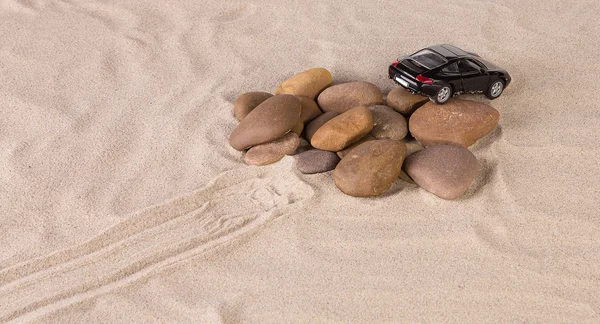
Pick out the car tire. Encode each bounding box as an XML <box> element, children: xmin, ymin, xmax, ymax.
<box><xmin>486</xmin><ymin>79</ymin><xmax>505</xmax><ymax>99</ymax></box>
<box><xmin>430</xmin><ymin>85</ymin><xmax>452</xmax><ymax>104</ymax></box>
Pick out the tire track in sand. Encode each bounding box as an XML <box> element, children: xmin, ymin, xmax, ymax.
<box><xmin>0</xmin><ymin>166</ymin><xmax>313</xmax><ymax>322</ymax></box>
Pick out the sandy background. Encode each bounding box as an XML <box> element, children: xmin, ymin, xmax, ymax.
<box><xmin>1</xmin><ymin>0</ymin><xmax>600</xmax><ymax>322</ymax></box>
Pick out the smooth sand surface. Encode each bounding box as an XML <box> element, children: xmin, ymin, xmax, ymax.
<box><xmin>1</xmin><ymin>0</ymin><xmax>599</xmax><ymax>322</ymax></box>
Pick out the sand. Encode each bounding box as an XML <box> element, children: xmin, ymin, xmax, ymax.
<box><xmin>1</xmin><ymin>0</ymin><xmax>599</xmax><ymax>322</ymax></box>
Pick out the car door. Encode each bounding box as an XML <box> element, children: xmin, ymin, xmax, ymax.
<box><xmin>435</xmin><ymin>61</ymin><xmax>463</xmax><ymax>92</ymax></box>
<box><xmin>459</xmin><ymin>59</ymin><xmax>490</xmax><ymax>92</ymax></box>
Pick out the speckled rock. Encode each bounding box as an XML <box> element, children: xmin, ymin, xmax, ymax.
<box><xmin>298</xmin><ymin>96</ymin><xmax>322</xmax><ymax>123</ymax></box>
<box><xmin>333</xmin><ymin>139</ymin><xmax>407</xmax><ymax>197</ymax></box>
<box><xmin>402</xmin><ymin>145</ymin><xmax>478</xmax><ymax>200</ymax></box>
<box><xmin>409</xmin><ymin>99</ymin><xmax>500</xmax><ymax>147</ymax></box>
<box><xmin>311</xmin><ymin>106</ymin><xmax>373</xmax><ymax>152</ymax></box>
<box><xmin>304</xmin><ymin>111</ymin><xmax>339</xmax><ymax>142</ymax></box>
<box><xmin>336</xmin><ymin>135</ymin><xmax>375</xmax><ymax>159</ymax></box>
<box><xmin>317</xmin><ymin>82</ymin><xmax>383</xmax><ymax>113</ymax></box>
<box><xmin>229</xmin><ymin>95</ymin><xmax>301</xmax><ymax>150</ymax></box>
<box><xmin>386</xmin><ymin>87</ymin><xmax>428</xmax><ymax>116</ymax></box>
<box><xmin>398</xmin><ymin>142</ymin><xmax>424</xmax><ymax>184</ymax></box>
<box><xmin>244</xmin><ymin>133</ymin><xmax>300</xmax><ymax>166</ymax></box>
<box><xmin>233</xmin><ymin>92</ymin><xmax>273</xmax><ymax>121</ymax></box>
<box><xmin>369</xmin><ymin>105</ymin><xmax>408</xmax><ymax>140</ymax></box>
<box><xmin>296</xmin><ymin>149</ymin><xmax>340</xmax><ymax>174</ymax></box>
<box><xmin>275</xmin><ymin>68</ymin><xmax>333</xmax><ymax>99</ymax></box>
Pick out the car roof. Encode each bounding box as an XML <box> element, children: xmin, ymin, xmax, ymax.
<box><xmin>427</xmin><ymin>44</ymin><xmax>471</xmax><ymax>59</ymax></box>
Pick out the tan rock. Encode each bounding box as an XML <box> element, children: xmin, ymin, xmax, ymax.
<box><xmin>233</xmin><ymin>92</ymin><xmax>273</xmax><ymax>121</ymax></box>
<box><xmin>386</xmin><ymin>87</ymin><xmax>428</xmax><ymax>116</ymax></box>
<box><xmin>402</xmin><ymin>145</ymin><xmax>478</xmax><ymax>200</ymax></box>
<box><xmin>336</xmin><ymin>135</ymin><xmax>375</xmax><ymax>159</ymax></box>
<box><xmin>333</xmin><ymin>139</ymin><xmax>407</xmax><ymax>197</ymax></box>
<box><xmin>369</xmin><ymin>105</ymin><xmax>408</xmax><ymax>140</ymax></box>
<box><xmin>244</xmin><ymin>133</ymin><xmax>300</xmax><ymax>166</ymax></box>
<box><xmin>311</xmin><ymin>106</ymin><xmax>373</xmax><ymax>152</ymax></box>
<box><xmin>229</xmin><ymin>95</ymin><xmax>301</xmax><ymax>151</ymax></box>
<box><xmin>409</xmin><ymin>99</ymin><xmax>500</xmax><ymax>147</ymax></box>
<box><xmin>275</xmin><ymin>68</ymin><xmax>332</xmax><ymax>99</ymax></box>
<box><xmin>304</xmin><ymin>111</ymin><xmax>339</xmax><ymax>142</ymax></box>
<box><xmin>317</xmin><ymin>82</ymin><xmax>383</xmax><ymax>113</ymax></box>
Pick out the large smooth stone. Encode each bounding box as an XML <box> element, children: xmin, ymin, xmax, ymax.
<box><xmin>402</xmin><ymin>145</ymin><xmax>478</xmax><ymax>200</ymax></box>
<box><xmin>298</xmin><ymin>96</ymin><xmax>322</xmax><ymax>123</ymax></box>
<box><xmin>369</xmin><ymin>105</ymin><xmax>408</xmax><ymax>140</ymax></box>
<box><xmin>304</xmin><ymin>111</ymin><xmax>339</xmax><ymax>142</ymax></box>
<box><xmin>244</xmin><ymin>133</ymin><xmax>300</xmax><ymax>166</ymax></box>
<box><xmin>233</xmin><ymin>92</ymin><xmax>273</xmax><ymax>121</ymax></box>
<box><xmin>333</xmin><ymin>139</ymin><xmax>407</xmax><ymax>197</ymax></box>
<box><xmin>317</xmin><ymin>82</ymin><xmax>383</xmax><ymax>113</ymax></box>
<box><xmin>311</xmin><ymin>106</ymin><xmax>373</xmax><ymax>152</ymax></box>
<box><xmin>409</xmin><ymin>99</ymin><xmax>500</xmax><ymax>147</ymax></box>
<box><xmin>336</xmin><ymin>135</ymin><xmax>375</xmax><ymax>159</ymax></box>
<box><xmin>386</xmin><ymin>87</ymin><xmax>428</xmax><ymax>116</ymax></box>
<box><xmin>296</xmin><ymin>149</ymin><xmax>340</xmax><ymax>174</ymax></box>
<box><xmin>275</xmin><ymin>68</ymin><xmax>332</xmax><ymax>99</ymax></box>
<box><xmin>229</xmin><ymin>95</ymin><xmax>301</xmax><ymax>150</ymax></box>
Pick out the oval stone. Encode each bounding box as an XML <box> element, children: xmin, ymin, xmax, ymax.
<box><xmin>409</xmin><ymin>99</ymin><xmax>500</xmax><ymax>147</ymax></box>
<box><xmin>402</xmin><ymin>145</ymin><xmax>478</xmax><ymax>200</ymax></box>
<box><xmin>275</xmin><ymin>68</ymin><xmax>333</xmax><ymax>99</ymax></box>
<box><xmin>244</xmin><ymin>133</ymin><xmax>300</xmax><ymax>166</ymax></box>
<box><xmin>317</xmin><ymin>82</ymin><xmax>383</xmax><ymax>113</ymax></box>
<box><xmin>311</xmin><ymin>106</ymin><xmax>373</xmax><ymax>152</ymax></box>
<box><xmin>333</xmin><ymin>139</ymin><xmax>407</xmax><ymax>197</ymax></box>
<box><xmin>298</xmin><ymin>96</ymin><xmax>322</xmax><ymax>123</ymax></box>
<box><xmin>386</xmin><ymin>87</ymin><xmax>428</xmax><ymax>116</ymax></box>
<box><xmin>233</xmin><ymin>92</ymin><xmax>273</xmax><ymax>121</ymax></box>
<box><xmin>369</xmin><ymin>105</ymin><xmax>408</xmax><ymax>140</ymax></box>
<box><xmin>336</xmin><ymin>135</ymin><xmax>375</xmax><ymax>159</ymax></box>
<box><xmin>304</xmin><ymin>111</ymin><xmax>339</xmax><ymax>142</ymax></box>
<box><xmin>296</xmin><ymin>149</ymin><xmax>340</xmax><ymax>174</ymax></box>
<box><xmin>229</xmin><ymin>95</ymin><xmax>301</xmax><ymax>151</ymax></box>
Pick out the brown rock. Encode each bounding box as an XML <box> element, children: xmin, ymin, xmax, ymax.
<box><xmin>369</xmin><ymin>105</ymin><xmax>408</xmax><ymax>140</ymax></box>
<box><xmin>296</xmin><ymin>149</ymin><xmax>340</xmax><ymax>174</ymax></box>
<box><xmin>398</xmin><ymin>142</ymin><xmax>424</xmax><ymax>184</ymax></box>
<box><xmin>409</xmin><ymin>99</ymin><xmax>500</xmax><ymax>147</ymax></box>
<box><xmin>298</xmin><ymin>96</ymin><xmax>322</xmax><ymax>123</ymax></box>
<box><xmin>233</xmin><ymin>92</ymin><xmax>273</xmax><ymax>121</ymax></box>
<box><xmin>275</xmin><ymin>68</ymin><xmax>332</xmax><ymax>99</ymax></box>
<box><xmin>402</xmin><ymin>145</ymin><xmax>478</xmax><ymax>200</ymax></box>
<box><xmin>304</xmin><ymin>111</ymin><xmax>339</xmax><ymax>142</ymax></box>
<box><xmin>333</xmin><ymin>139</ymin><xmax>407</xmax><ymax>197</ymax></box>
<box><xmin>317</xmin><ymin>82</ymin><xmax>383</xmax><ymax>113</ymax></box>
<box><xmin>311</xmin><ymin>106</ymin><xmax>373</xmax><ymax>152</ymax></box>
<box><xmin>386</xmin><ymin>87</ymin><xmax>428</xmax><ymax>116</ymax></box>
<box><xmin>291</xmin><ymin>120</ymin><xmax>304</xmax><ymax>136</ymax></box>
<box><xmin>229</xmin><ymin>95</ymin><xmax>301</xmax><ymax>150</ymax></box>
<box><xmin>244</xmin><ymin>133</ymin><xmax>300</xmax><ymax>166</ymax></box>
<box><xmin>336</xmin><ymin>135</ymin><xmax>375</xmax><ymax>159</ymax></box>
<box><xmin>289</xmin><ymin>138</ymin><xmax>312</xmax><ymax>155</ymax></box>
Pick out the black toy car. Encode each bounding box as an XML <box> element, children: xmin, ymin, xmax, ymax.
<box><xmin>389</xmin><ymin>44</ymin><xmax>511</xmax><ymax>104</ymax></box>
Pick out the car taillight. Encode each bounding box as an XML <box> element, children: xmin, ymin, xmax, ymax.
<box><xmin>391</xmin><ymin>60</ymin><xmax>398</xmax><ymax>67</ymax></box>
<box><xmin>416</xmin><ymin>75</ymin><xmax>433</xmax><ymax>85</ymax></box>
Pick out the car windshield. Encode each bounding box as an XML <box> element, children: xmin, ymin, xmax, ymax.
<box><xmin>409</xmin><ymin>49</ymin><xmax>448</xmax><ymax>69</ymax></box>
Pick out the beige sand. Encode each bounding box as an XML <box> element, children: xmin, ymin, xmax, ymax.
<box><xmin>1</xmin><ymin>0</ymin><xmax>599</xmax><ymax>322</ymax></box>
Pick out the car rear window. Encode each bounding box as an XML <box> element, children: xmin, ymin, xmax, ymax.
<box><xmin>409</xmin><ymin>49</ymin><xmax>448</xmax><ymax>69</ymax></box>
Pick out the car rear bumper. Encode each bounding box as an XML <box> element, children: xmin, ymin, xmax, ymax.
<box><xmin>389</xmin><ymin>66</ymin><xmax>439</xmax><ymax>97</ymax></box>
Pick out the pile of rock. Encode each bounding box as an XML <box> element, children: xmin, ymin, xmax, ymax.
<box><xmin>228</xmin><ymin>68</ymin><xmax>500</xmax><ymax>200</ymax></box>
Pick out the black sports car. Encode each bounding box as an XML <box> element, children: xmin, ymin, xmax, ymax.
<box><xmin>389</xmin><ymin>44</ymin><xmax>511</xmax><ymax>104</ymax></box>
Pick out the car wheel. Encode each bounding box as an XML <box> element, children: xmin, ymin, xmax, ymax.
<box><xmin>430</xmin><ymin>85</ymin><xmax>452</xmax><ymax>104</ymax></box>
<box><xmin>486</xmin><ymin>79</ymin><xmax>505</xmax><ymax>99</ymax></box>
